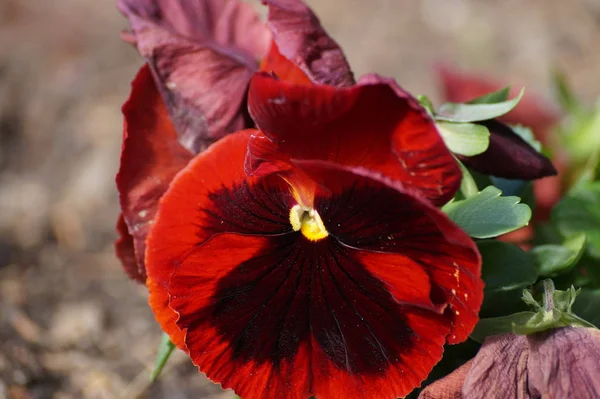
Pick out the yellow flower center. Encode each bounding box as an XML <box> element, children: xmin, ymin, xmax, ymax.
<box><xmin>289</xmin><ymin>205</ymin><xmax>329</xmax><ymax>241</ymax></box>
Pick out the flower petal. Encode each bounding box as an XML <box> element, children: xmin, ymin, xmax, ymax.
<box><xmin>527</xmin><ymin>327</ymin><xmax>600</xmax><ymax>398</ymax></box>
<box><xmin>115</xmin><ymin>213</ymin><xmax>144</xmax><ymax>283</ymax></box>
<box><xmin>146</xmin><ymin>135</ymin><xmax>481</xmax><ymax>398</ymax></box>
<box><xmin>419</xmin><ymin>360</ymin><xmax>473</xmax><ymax>399</ymax></box>
<box><xmin>462</xmin><ymin>333</ymin><xmax>530</xmax><ymax>398</ymax></box>
<box><xmin>436</xmin><ymin>64</ymin><xmax>560</xmax><ymax>142</ymax></box>
<box><xmin>115</xmin><ymin>65</ymin><xmax>192</xmax><ymax>283</ymax></box>
<box><xmin>460</xmin><ymin>120</ymin><xmax>557</xmax><ymax>180</ymax></box>
<box><xmin>260</xmin><ymin>41</ymin><xmax>312</xmax><ymax>85</ymax></box>
<box><xmin>301</xmin><ymin>162</ymin><xmax>483</xmax><ymax>344</ymax></box>
<box><xmin>248</xmin><ymin>73</ymin><xmax>461</xmax><ymax>205</ymax></box>
<box><xmin>263</xmin><ymin>0</ymin><xmax>354</xmax><ymax>87</ymax></box>
<box><xmin>118</xmin><ymin>0</ymin><xmax>270</xmax><ymax>153</ymax></box>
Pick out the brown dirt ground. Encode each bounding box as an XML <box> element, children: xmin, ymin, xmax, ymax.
<box><xmin>0</xmin><ymin>0</ymin><xmax>598</xmax><ymax>398</ymax></box>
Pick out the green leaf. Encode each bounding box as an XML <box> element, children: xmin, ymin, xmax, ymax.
<box><xmin>417</xmin><ymin>94</ymin><xmax>435</xmax><ymax>117</ymax></box>
<box><xmin>553</xmin><ymin>70</ymin><xmax>581</xmax><ymax>114</ymax></box>
<box><xmin>552</xmin><ymin>182</ymin><xmax>600</xmax><ymax>259</ymax></box>
<box><xmin>470</xmin><ymin>311</ymin><xmax>535</xmax><ymax>343</ymax></box>
<box><xmin>473</xmin><ymin>282</ymin><xmax>596</xmax><ymax>341</ymax></box>
<box><xmin>478</xmin><ymin>241</ymin><xmax>538</xmax><ymax>316</ymax></box>
<box><xmin>436</xmin><ymin>88</ymin><xmax>525</xmax><ymax>123</ymax></box>
<box><xmin>571</xmin><ymin>289</ymin><xmax>600</xmax><ymax>327</ymax></box>
<box><xmin>468</xmin><ymin>86</ymin><xmax>510</xmax><ymax>104</ymax></box>
<box><xmin>458</xmin><ymin>160</ymin><xmax>479</xmax><ymax>199</ymax></box>
<box><xmin>436</xmin><ymin>122</ymin><xmax>490</xmax><ymax>156</ymax></box>
<box><xmin>442</xmin><ymin>186</ymin><xmax>532</xmax><ymax>238</ymax></box>
<box><xmin>150</xmin><ymin>333</ymin><xmax>176</xmax><ymax>382</ymax></box>
<box><xmin>530</xmin><ymin>233</ymin><xmax>587</xmax><ymax>277</ymax></box>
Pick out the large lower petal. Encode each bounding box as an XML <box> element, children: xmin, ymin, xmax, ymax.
<box><xmin>248</xmin><ymin>73</ymin><xmax>461</xmax><ymax>206</ymax></box>
<box><xmin>115</xmin><ymin>65</ymin><xmax>192</xmax><ymax>283</ymax></box>
<box><xmin>262</xmin><ymin>0</ymin><xmax>354</xmax><ymax>87</ymax></box>
<box><xmin>146</xmin><ymin>137</ymin><xmax>481</xmax><ymax>398</ymax></box>
<box><xmin>118</xmin><ymin>0</ymin><xmax>270</xmax><ymax>153</ymax></box>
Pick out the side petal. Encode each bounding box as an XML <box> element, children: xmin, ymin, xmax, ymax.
<box><xmin>527</xmin><ymin>327</ymin><xmax>600</xmax><ymax>398</ymax></box>
<box><xmin>118</xmin><ymin>0</ymin><xmax>269</xmax><ymax>153</ymax></box>
<box><xmin>248</xmin><ymin>73</ymin><xmax>461</xmax><ymax>205</ymax></box>
<box><xmin>145</xmin><ymin>129</ymin><xmax>288</xmax><ymax>351</ymax></box>
<box><xmin>263</xmin><ymin>0</ymin><xmax>354</xmax><ymax>87</ymax></box>
<box><xmin>116</xmin><ymin>65</ymin><xmax>192</xmax><ymax>282</ymax></box>
<box><xmin>115</xmin><ymin>213</ymin><xmax>145</xmax><ymax>283</ymax></box>
<box><xmin>460</xmin><ymin>120</ymin><xmax>557</xmax><ymax>180</ymax></box>
<box><xmin>462</xmin><ymin>333</ymin><xmax>530</xmax><ymax>398</ymax></box>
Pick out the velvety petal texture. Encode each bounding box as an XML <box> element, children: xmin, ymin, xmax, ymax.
<box><xmin>263</xmin><ymin>0</ymin><xmax>354</xmax><ymax>87</ymax></box>
<box><xmin>118</xmin><ymin>0</ymin><xmax>271</xmax><ymax>152</ymax></box>
<box><xmin>460</xmin><ymin>120</ymin><xmax>557</xmax><ymax>180</ymax></box>
<box><xmin>247</xmin><ymin>73</ymin><xmax>461</xmax><ymax>206</ymax></box>
<box><xmin>145</xmin><ymin>130</ymin><xmax>482</xmax><ymax>399</ymax></box>
<box><xmin>115</xmin><ymin>65</ymin><xmax>192</xmax><ymax>283</ymax></box>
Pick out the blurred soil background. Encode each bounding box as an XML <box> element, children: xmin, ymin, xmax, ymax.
<box><xmin>0</xmin><ymin>0</ymin><xmax>599</xmax><ymax>398</ymax></box>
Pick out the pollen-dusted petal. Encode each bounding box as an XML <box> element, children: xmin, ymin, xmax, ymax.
<box><xmin>115</xmin><ymin>65</ymin><xmax>192</xmax><ymax>284</ymax></box>
<box><xmin>248</xmin><ymin>73</ymin><xmax>461</xmax><ymax>206</ymax></box>
<box><xmin>263</xmin><ymin>0</ymin><xmax>354</xmax><ymax>87</ymax></box>
<box><xmin>147</xmin><ymin>139</ymin><xmax>481</xmax><ymax>398</ymax></box>
<box><xmin>117</xmin><ymin>0</ymin><xmax>270</xmax><ymax>153</ymax></box>
<box><xmin>460</xmin><ymin>120</ymin><xmax>557</xmax><ymax>180</ymax></box>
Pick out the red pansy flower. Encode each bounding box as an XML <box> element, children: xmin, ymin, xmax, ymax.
<box><xmin>143</xmin><ymin>72</ymin><xmax>483</xmax><ymax>398</ymax></box>
<box><xmin>115</xmin><ymin>0</ymin><xmax>354</xmax><ymax>285</ymax></box>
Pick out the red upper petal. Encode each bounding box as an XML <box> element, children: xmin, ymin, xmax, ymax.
<box><xmin>262</xmin><ymin>0</ymin><xmax>354</xmax><ymax>87</ymax></box>
<box><xmin>248</xmin><ymin>73</ymin><xmax>461</xmax><ymax>205</ymax></box>
<box><xmin>146</xmin><ymin>131</ymin><xmax>482</xmax><ymax>398</ymax></box>
<box><xmin>118</xmin><ymin>0</ymin><xmax>270</xmax><ymax>153</ymax></box>
<box><xmin>436</xmin><ymin>64</ymin><xmax>560</xmax><ymax>142</ymax></box>
<box><xmin>115</xmin><ymin>65</ymin><xmax>192</xmax><ymax>284</ymax></box>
